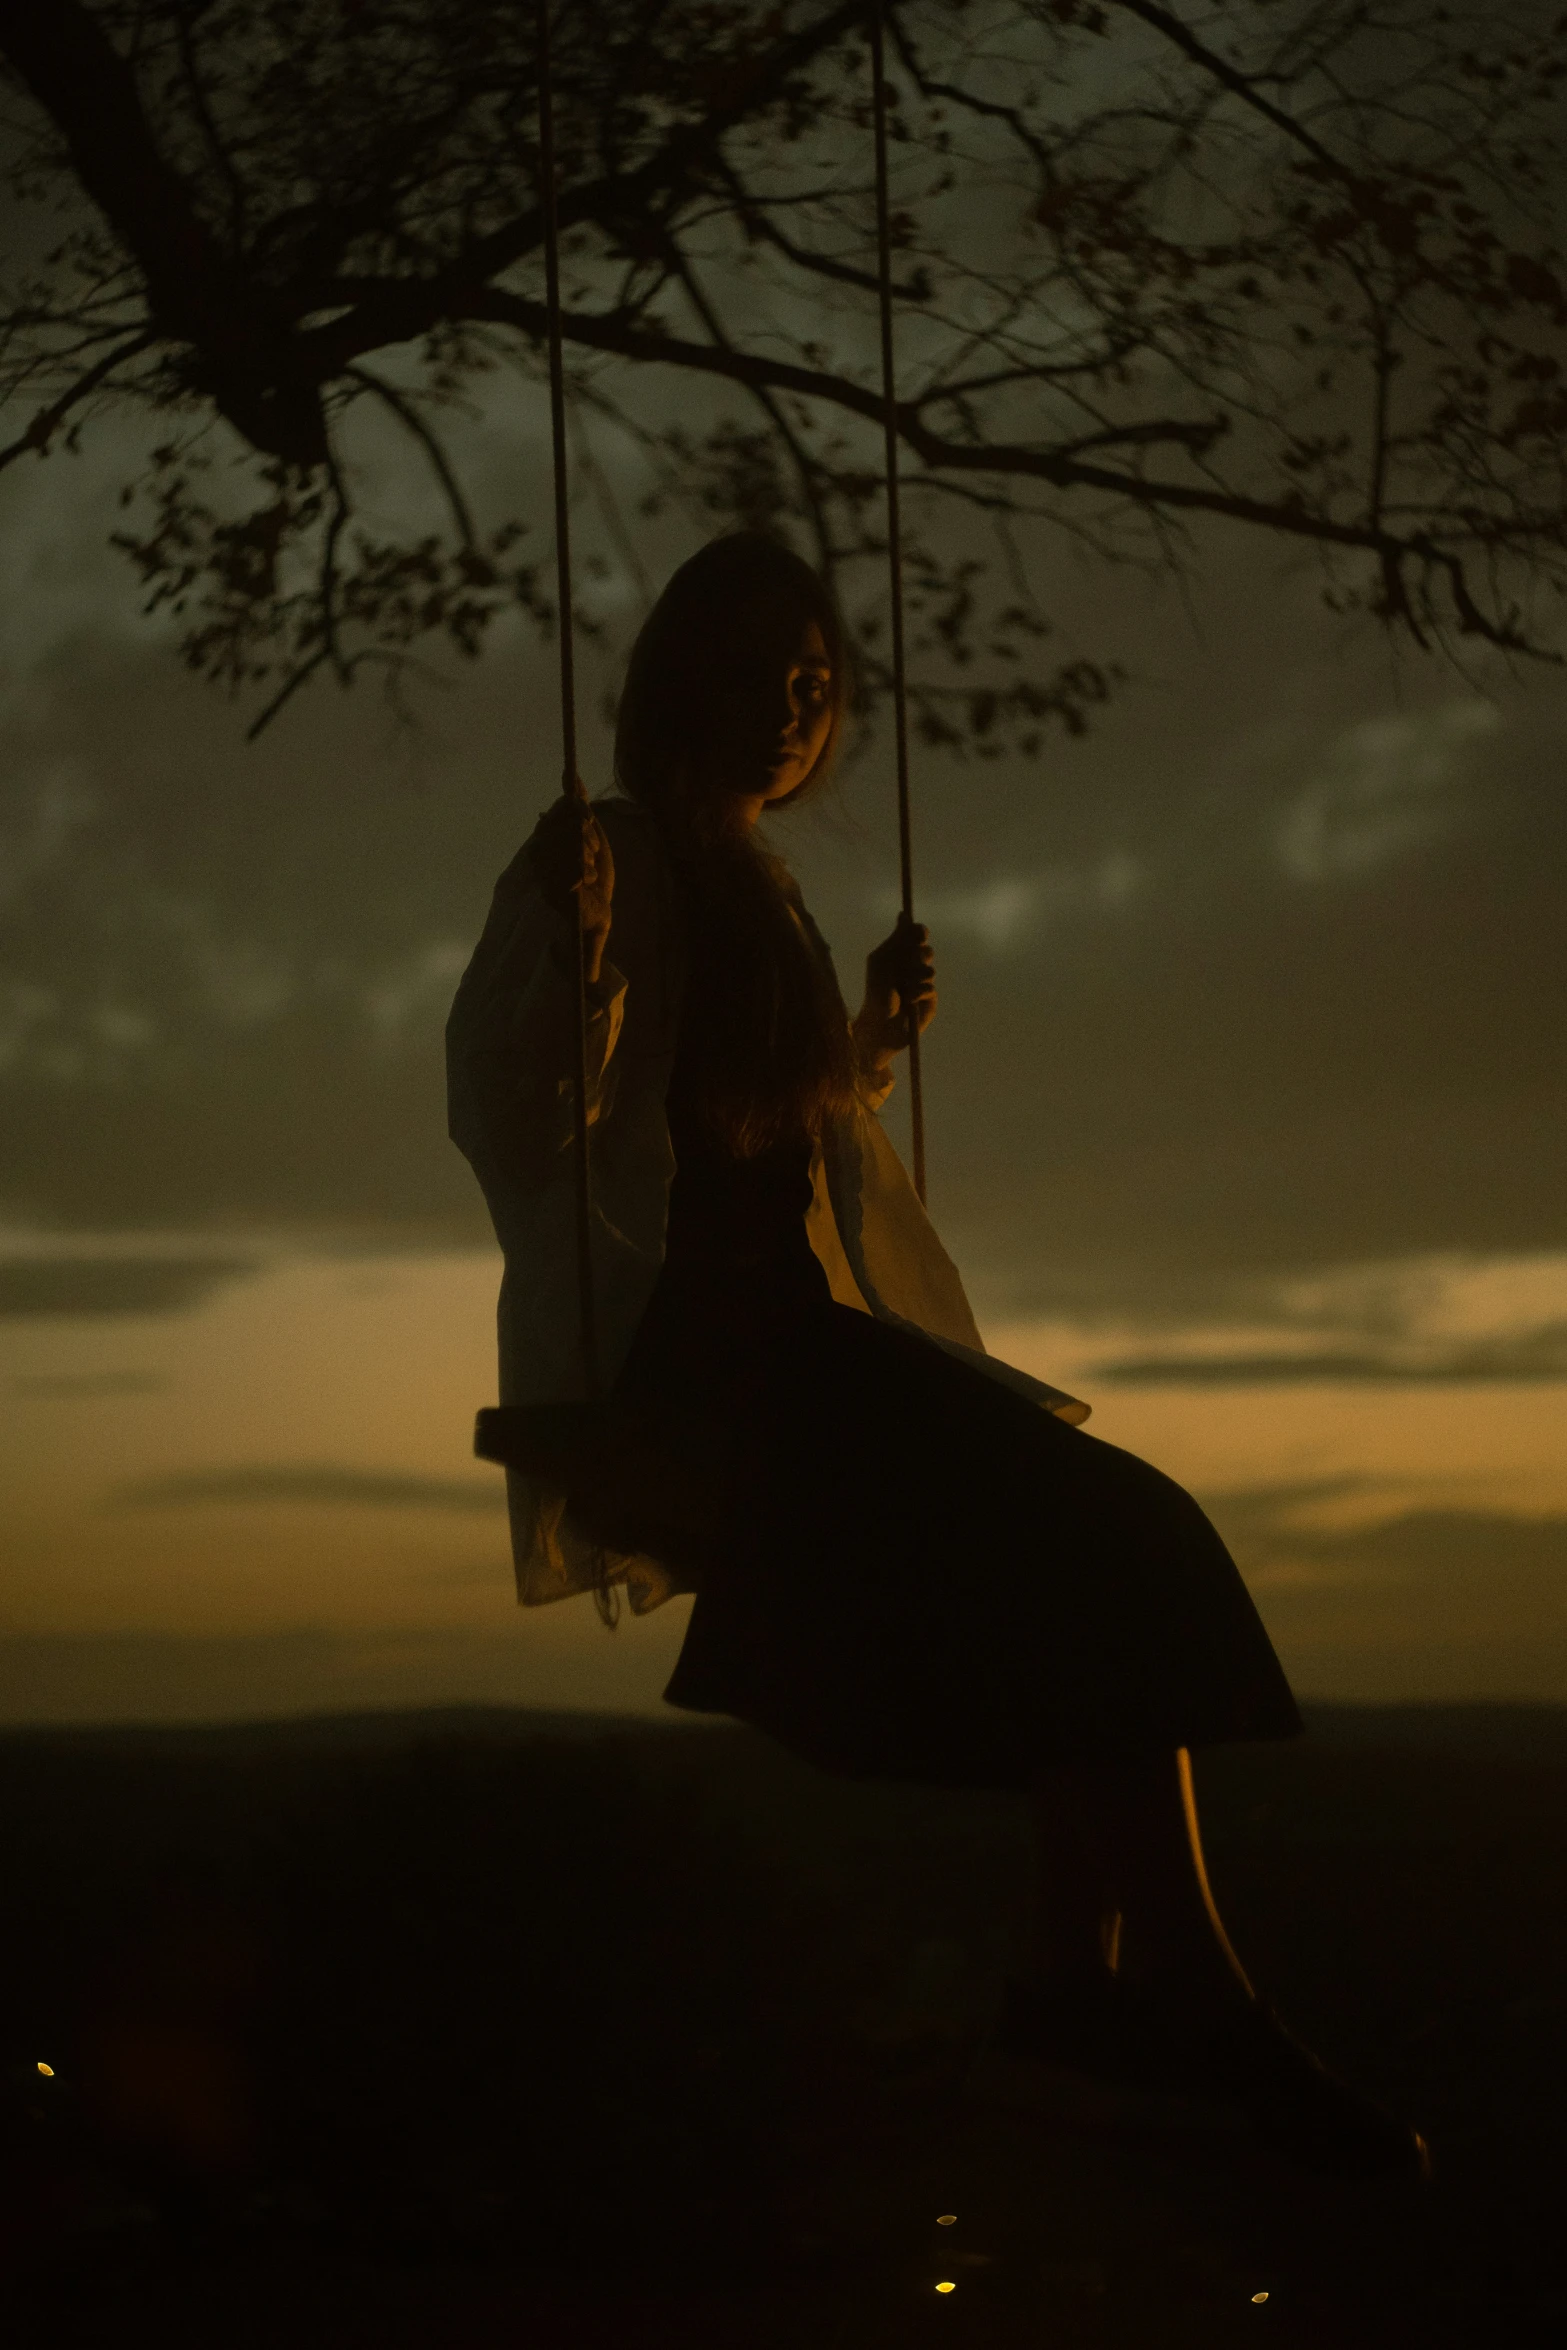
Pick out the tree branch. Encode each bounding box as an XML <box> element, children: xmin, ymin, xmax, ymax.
<box><xmin>2</xmin><ymin>0</ymin><xmax>1560</xmax><ymax>730</ymax></box>
<box><xmin>711</xmin><ymin>156</ymin><xmax>928</xmax><ymax>304</ymax></box>
<box><xmin>1103</xmin><ymin>0</ymin><xmax>1348</xmax><ymax>179</ymax></box>
<box><xmin>298</xmin><ymin>0</ymin><xmax>873</xmax><ymax>371</ymax></box>
<box><xmin>0</xmin><ymin>0</ymin><xmax>328</xmax><ymax>463</ymax></box>
<box><xmin>466</xmin><ymin>283</ymin><xmax>1556</xmax><ymax>653</ymax></box>
<box><xmin>0</xmin><ymin>330</ymin><xmax>156</xmax><ymax>472</ymax></box>
<box><xmin>342</xmin><ymin>365</ymin><xmax>478</xmax><ymax>546</ymax></box>
<box><xmin>663</xmin><ymin>244</ymin><xmax>837</xmax><ymax>572</ymax></box>
<box><xmin>463</xmin><ymin>288</ymin><xmax>1513</xmax><ymax>574</ymax></box>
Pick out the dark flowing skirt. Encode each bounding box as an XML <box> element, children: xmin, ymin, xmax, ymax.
<box><xmin>611</xmin><ymin>1289</ymin><xmax>1304</xmax><ymax>1791</ymax></box>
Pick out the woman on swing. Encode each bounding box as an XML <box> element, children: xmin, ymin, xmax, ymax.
<box><xmin>446</xmin><ymin>529</ymin><xmax>1427</xmax><ymax>2183</ymax></box>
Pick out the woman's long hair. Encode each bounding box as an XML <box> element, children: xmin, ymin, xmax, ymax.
<box><xmin>614</xmin><ymin>534</ymin><xmax>860</xmax><ymax>1155</ymax></box>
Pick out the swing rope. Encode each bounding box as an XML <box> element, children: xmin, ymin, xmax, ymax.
<box><xmin>479</xmin><ymin>2</ymin><xmax>930</xmax><ymax>1624</ymax></box>
<box><xmin>536</xmin><ymin>0</ymin><xmax>600</xmax><ymax>1406</ymax></box>
<box><xmin>517</xmin><ymin>2</ymin><xmax>921</xmax><ymax>1434</ymax></box>
<box><xmin>869</xmin><ymin>0</ymin><xmax>926</xmax><ymax>1206</ymax></box>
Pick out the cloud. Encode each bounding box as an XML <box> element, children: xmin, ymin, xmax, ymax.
<box><xmin>0</xmin><ymin>632</ymin><xmax>509</xmax><ymax>1236</ymax></box>
<box><xmin>1093</xmin><ymin>1326</ymin><xmax>1567</xmax><ymax>1385</ymax></box>
<box><xmin>1280</xmin><ymin>1506</ymin><xmax>1567</xmax><ymax>1583</ymax></box>
<box><xmin>1201</xmin><ymin>1478</ymin><xmax>1567</xmax><ymax>1615</ymax></box>
<box><xmin>1199</xmin><ymin>1493</ymin><xmax>1567</xmax><ymax>1697</ymax></box>
<box><xmin>1195</xmin><ymin>1474</ymin><xmax>1371</xmax><ymax>1525</ymax></box>
<box><xmin>875</xmin><ymin>851</ymin><xmax>1143</xmax><ymax>952</ymax></box>
<box><xmin>11</xmin><ymin>1369</ymin><xmax>168</xmax><ymax>1397</ymax></box>
<box><xmin>1062</xmin><ymin>1262</ymin><xmax>1567</xmax><ymax>1384</ymax></box>
<box><xmin>1274</xmin><ymin>699</ymin><xmax>1501</xmax><ymax>883</ymax></box>
<box><xmin>0</xmin><ymin>1256</ymin><xmax>259</xmax><ymax>1318</ymax></box>
<box><xmin>0</xmin><ymin>755</ymin><xmax>98</xmax><ymax>910</ymax></box>
<box><xmin>4</xmin><ymin>532</ymin><xmax>1567</xmax><ymax>1299</ymax></box>
<box><xmin>1239</xmin><ymin>1506</ymin><xmax>1567</xmax><ymax>1654</ymax></box>
<box><xmin>361</xmin><ymin>939</ymin><xmax>473</xmax><ymax>1048</ymax></box>
<box><xmin>109</xmin><ymin>1463</ymin><xmax>507</xmax><ymax>1512</ymax></box>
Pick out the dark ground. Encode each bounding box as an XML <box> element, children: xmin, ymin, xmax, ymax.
<box><xmin>2</xmin><ymin>1702</ymin><xmax>1564</xmax><ymax>2348</ymax></box>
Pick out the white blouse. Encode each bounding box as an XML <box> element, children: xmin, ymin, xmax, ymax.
<box><xmin>446</xmin><ymin>794</ymin><xmax>1088</xmax><ymax>1615</ymax></box>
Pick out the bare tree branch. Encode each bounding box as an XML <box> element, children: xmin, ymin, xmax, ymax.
<box><xmin>342</xmin><ymin>364</ymin><xmax>479</xmax><ymax>548</ymax></box>
<box><xmin>1</xmin><ymin>0</ymin><xmax>1561</xmax><ymax>739</ymax></box>
<box><xmin>0</xmin><ymin>329</ymin><xmax>155</xmax><ymax>470</ymax></box>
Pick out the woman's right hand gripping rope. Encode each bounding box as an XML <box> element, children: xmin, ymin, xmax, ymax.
<box><xmin>529</xmin><ymin>798</ymin><xmax>615</xmax><ymax>983</ymax></box>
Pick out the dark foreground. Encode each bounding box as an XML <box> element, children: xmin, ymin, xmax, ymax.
<box><xmin>3</xmin><ymin>1703</ymin><xmax>1565</xmax><ymax>2349</ymax></box>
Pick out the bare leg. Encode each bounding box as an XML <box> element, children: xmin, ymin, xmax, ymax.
<box><xmin>1016</xmin><ymin>1749</ymin><xmax>1430</xmax><ymax>2180</ymax></box>
<box><xmin>1025</xmin><ymin>1770</ymin><xmax>1120</xmax><ymax>1986</ymax></box>
<box><xmin>1029</xmin><ymin>1748</ymin><xmax>1252</xmax><ymax>2014</ymax></box>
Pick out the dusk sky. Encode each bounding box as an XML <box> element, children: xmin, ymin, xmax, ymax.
<box><xmin>4</xmin><ymin>363</ymin><xmax>1566</xmax><ymax>1725</ymax></box>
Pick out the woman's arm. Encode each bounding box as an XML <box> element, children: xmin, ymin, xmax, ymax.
<box><xmin>528</xmin><ymin>798</ymin><xmax>615</xmax><ymax>983</ymax></box>
<box><xmin>446</xmin><ymin>804</ymin><xmax>629</xmax><ymax>1192</ymax></box>
<box><xmin>854</xmin><ymin>913</ymin><xmax>937</xmax><ymax>1080</ymax></box>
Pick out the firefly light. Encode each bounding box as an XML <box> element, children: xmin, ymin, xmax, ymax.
<box><xmin>1252</xmin><ymin>2290</ymin><xmax>1270</xmax><ymax>2304</ymax></box>
<box><xmin>935</xmin><ymin>2281</ymin><xmax>956</xmax><ymax>2294</ymax></box>
<box><xmin>35</xmin><ymin>2062</ymin><xmax>54</xmax><ymax>2078</ymax></box>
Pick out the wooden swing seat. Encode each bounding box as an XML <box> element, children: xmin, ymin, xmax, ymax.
<box><xmin>474</xmin><ymin>1399</ymin><xmax>729</xmax><ymax>1551</ymax></box>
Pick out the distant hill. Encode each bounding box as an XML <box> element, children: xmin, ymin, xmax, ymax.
<box><xmin>3</xmin><ymin>1696</ymin><xmax>1567</xmax><ymax>1764</ymax></box>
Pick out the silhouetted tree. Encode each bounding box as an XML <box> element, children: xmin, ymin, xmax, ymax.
<box><xmin>1</xmin><ymin>0</ymin><xmax>1562</xmax><ymax>742</ymax></box>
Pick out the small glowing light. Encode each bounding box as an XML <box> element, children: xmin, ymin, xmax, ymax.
<box><xmin>935</xmin><ymin>2281</ymin><xmax>956</xmax><ymax>2294</ymax></box>
<box><xmin>35</xmin><ymin>2063</ymin><xmax>54</xmax><ymax>2078</ymax></box>
<box><xmin>1252</xmin><ymin>2291</ymin><xmax>1270</xmax><ymax>2304</ymax></box>
<box><xmin>936</xmin><ymin>2214</ymin><xmax>957</xmax><ymax>2226</ymax></box>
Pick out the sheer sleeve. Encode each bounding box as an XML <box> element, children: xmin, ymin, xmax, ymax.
<box><xmin>780</xmin><ymin>883</ymin><xmax>898</xmax><ymax>1115</ymax></box>
<box><xmin>446</xmin><ymin>839</ymin><xmax>629</xmax><ymax>1197</ymax></box>
<box><xmin>852</xmin><ymin>1035</ymin><xmax>897</xmax><ymax>1115</ymax></box>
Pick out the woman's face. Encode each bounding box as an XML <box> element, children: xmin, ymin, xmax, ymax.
<box><xmin>713</xmin><ymin>619</ymin><xmax>835</xmax><ymax>826</ymax></box>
